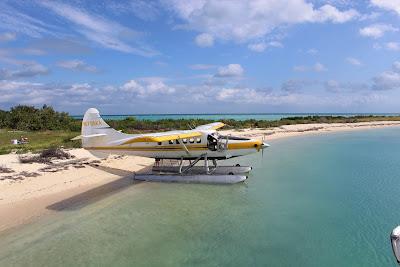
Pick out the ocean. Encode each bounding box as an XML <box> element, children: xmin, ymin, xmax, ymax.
<box><xmin>71</xmin><ymin>113</ymin><xmax>400</xmax><ymax>121</ymax></box>
<box><xmin>1</xmin><ymin>127</ymin><xmax>400</xmax><ymax>266</ymax></box>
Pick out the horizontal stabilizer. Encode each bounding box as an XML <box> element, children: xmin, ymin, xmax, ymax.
<box><xmin>71</xmin><ymin>133</ymin><xmax>107</xmax><ymax>141</ymax></box>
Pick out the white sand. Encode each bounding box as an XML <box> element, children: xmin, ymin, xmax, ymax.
<box><xmin>0</xmin><ymin>149</ymin><xmax>153</xmax><ymax>232</ymax></box>
<box><xmin>1</xmin><ymin>120</ymin><xmax>400</xmax><ymax>232</ymax></box>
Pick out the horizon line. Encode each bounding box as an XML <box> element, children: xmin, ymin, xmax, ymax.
<box><xmin>70</xmin><ymin>112</ymin><xmax>400</xmax><ymax>117</ymax></box>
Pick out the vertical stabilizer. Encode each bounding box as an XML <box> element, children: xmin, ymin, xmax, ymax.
<box><xmin>81</xmin><ymin>108</ymin><xmax>127</xmax><ymax>148</ymax></box>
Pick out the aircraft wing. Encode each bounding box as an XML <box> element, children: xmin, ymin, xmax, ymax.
<box><xmin>120</xmin><ymin>130</ymin><xmax>202</xmax><ymax>145</ymax></box>
<box><xmin>194</xmin><ymin>122</ymin><xmax>225</xmax><ymax>131</ymax></box>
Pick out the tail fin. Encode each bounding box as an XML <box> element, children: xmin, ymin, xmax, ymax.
<box><xmin>81</xmin><ymin>108</ymin><xmax>127</xmax><ymax>148</ymax></box>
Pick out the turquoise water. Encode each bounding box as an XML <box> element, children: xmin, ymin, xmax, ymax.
<box><xmin>71</xmin><ymin>113</ymin><xmax>400</xmax><ymax>121</ymax></box>
<box><xmin>1</xmin><ymin>127</ymin><xmax>400</xmax><ymax>266</ymax></box>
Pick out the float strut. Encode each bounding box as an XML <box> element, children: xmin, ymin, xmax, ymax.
<box><xmin>178</xmin><ymin>157</ymin><xmax>184</xmax><ymax>174</ymax></box>
<box><xmin>205</xmin><ymin>155</ymin><xmax>209</xmax><ymax>173</ymax></box>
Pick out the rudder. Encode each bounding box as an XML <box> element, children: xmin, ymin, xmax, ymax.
<box><xmin>81</xmin><ymin>108</ymin><xmax>127</xmax><ymax>148</ymax></box>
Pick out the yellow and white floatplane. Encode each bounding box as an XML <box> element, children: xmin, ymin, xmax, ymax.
<box><xmin>73</xmin><ymin>108</ymin><xmax>269</xmax><ymax>184</ymax></box>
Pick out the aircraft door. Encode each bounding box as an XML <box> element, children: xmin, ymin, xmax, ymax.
<box><xmin>207</xmin><ymin>135</ymin><xmax>218</xmax><ymax>151</ymax></box>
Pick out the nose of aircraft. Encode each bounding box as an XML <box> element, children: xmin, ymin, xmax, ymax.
<box><xmin>261</xmin><ymin>142</ymin><xmax>270</xmax><ymax>149</ymax></box>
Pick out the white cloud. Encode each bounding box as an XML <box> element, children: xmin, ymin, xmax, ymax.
<box><xmin>325</xmin><ymin>79</ymin><xmax>341</xmax><ymax>92</ymax></box>
<box><xmin>121</xmin><ymin>80</ymin><xmax>141</xmax><ymax>92</ymax></box>
<box><xmin>57</xmin><ymin>60</ymin><xmax>98</xmax><ymax>73</ymax></box>
<box><xmin>0</xmin><ymin>73</ymin><xmax>396</xmax><ymax>112</ymax></box>
<box><xmin>69</xmin><ymin>83</ymin><xmax>92</xmax><ymax>95</ymax></box>
<box><xmin>293</xmin><ymin>62</ymin><xmax>327</xmax><ymax>72</ymax></box>
<box><xmin>312</xmin><ymin>4</ymin><xmax>359</xmax><ymax>23</ymax></box>
<box><xmin>0</xmin><ymin>2</ymin><xmax>56</xmax><ymax>38</ymax></box>
<box><xmin>215</xmin><ymin>64</ymin><xmax>244</xmax><ymax>77</ymax></box>
<box><xmin>269</xmin><ymin>41</ymin><xmax>283</xmax><ymax>47</ymax></box>
<box><xmin>373</xmin><ymin>61</ymin><xmax>400</xmax><ymax>90</ymax></box>
<box><xmin>248</xmin><ymin>41</ymin><xmax>282</xmax><ymax>52</ymax></box>
<box><xmin>314</xmin><ymin>62</ymin><xmax>327</xmax><ymax>72</ymax></box>
<box><xmin>189</xmin><ymin>64</ymin><xmax>217</xmax><ymax>70</ymax></box>
<box><xmin>371</xmin><ymin>0</ymin><xmax>400</xmax><ymax>16</ymax></box>
<box><xmin>359</xmin><ymin>11</ymin><xmax>381</xmax><ymax>21</ymax></box>
<box><xmin>164</xmin><ymin>0</ymin><xmax>358</xmax><ymax>44</ymax></box>
<box><xmin>121</xmin><ymin>79</ymin><xmax>175</xmax><ymax>97</ymax></box>
<box><xmin>0</xmin><ymin>80</ymin><xmax>52</xmax><ymax>105</ymax></box>
<box><xmin>359</xmin><ymin>23</ymin><xmax>398</xmax><ymax>38</ymax></box>
<box><xmin>108</xmin><ymin>0</ymin><xmax>160</xmax><ymax>21</ymax></box>
<box><xmin>307</xmin><ymin>48</ymin><xmax>318</xmax><ymax>55</ymax></box>
<box><xmin>38</xmin><ymin>1</ymin><xmax>158</xmax><ymax>56</ymax></box>
<box><xmin>324</xmin><ymin>79</ymin><xmax>369</xmax><ymax>93</ymax></box>
<box><xmin>0</xmin><ymin>62</ymin><xmax>49</xmax><ymax>79</ymax></box>
<box><xmin>195</xmin><ymin>33</ymin><xmax>214</xmax><ymax>47</ymax></box>
<box><xmin>346</xmin><ymin>57</ymin><xmax>362</xmax><ymax>66</ymax></box>
<box><xmin>0</xmin><ymin>80</ymin><xmax>42</xmax><ymax>91</ymax></box>
<box><xmin>385</xmin><ymin>42</ymin><xmax>400</xmax><ymax>51</ymax></box>
<box><xmin>293</xmin><ymin>65</ymin><xmax>308</xmax><ymax>72</ymax></box>
<box><xmin>216</xmin><ymin>88</ymin><xmax>281</xmax><ymax>104</ymax></box>
<box><xmin>281</xmin><ymin>80</ymin><xmax>310</xmax><ymax>92</ymax></box>
<box><xmin>0</xmin><ymin>32</ymin><xmax>16</xmax><ymax>42</ymax></box>
<box><xmin>248</xmin><ymin>42</ymin><xmax>267</xmax><ymax>52</ymax></box>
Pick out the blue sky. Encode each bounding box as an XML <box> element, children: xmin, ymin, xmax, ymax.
<box><xmin>1</xmin><ymin>0</ymin><xmax>400</xmax><ymax>114</ymax></box>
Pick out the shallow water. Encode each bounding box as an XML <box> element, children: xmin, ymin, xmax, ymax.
<box><xmin>1</xmin><ymin>128</ymin><xmax>400</xmax><ymax>266</ymax></box>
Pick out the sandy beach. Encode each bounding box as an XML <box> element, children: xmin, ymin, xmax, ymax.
<box><xmin>1</xmin><ymin>120</ymin><xmax>400</xmax><ymax>233</ymax></box>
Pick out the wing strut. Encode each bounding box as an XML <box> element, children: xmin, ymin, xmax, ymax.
<box><xmin>178</xmin><ymin>138</ymin><xmax>190</xmax><ymax>155</ymax></box>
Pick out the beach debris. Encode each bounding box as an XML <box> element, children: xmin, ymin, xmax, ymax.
<box><xmin>39</xmin><ymin>166</ymin><xmax>62</xmax><ymax>172</ymax></box>
<box><xmin>0</xmin><ymin>176</ymin><xmax>14</xmax><ymax>181</ymax></box>
<box><xmin>40</xmin><ymin>148</ymin><xmax>74</xmax><ymax>160</ymax></box>
<box><xmin>19</xmin><ymin>171</ymin><xmax>40</xmax><ymax>178</ymax></box>
<box><xmin>0</xmin><ymin>165</ymin><xmax>14</xmax><ymax>173</ymax></box>
<box><xmin>73</xmin><ymin>165</ymin><xmax>85</xmax><ymax>168</ymax></box>
<box><xmin>19</xmin><ymin>155</ymin><xmax>51</xmax><ymax>164</ymax></box>
<box><xmin>0</xmin><ymin>171</ymin><xmax>40</xmax><ymax>182</ymax></box>
<box><xmin>19</xmin><ymin>148</ymin><xmax>75</xmax><ymax>164</ymax></box>
<box><xmin>38</xmin><ymin>158</ymin><xmax>92</xmax><ymax>172</ymax></box>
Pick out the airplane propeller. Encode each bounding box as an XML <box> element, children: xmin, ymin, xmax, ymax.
<box><xmin>262</xmin><ymin>135</ymin><xmax>265</xmax><ymax>158</ymax></box>
<box><xmin>261</xmin><ymin>134</ymin><xmax>270</xmax><ymax>159</ymax></box>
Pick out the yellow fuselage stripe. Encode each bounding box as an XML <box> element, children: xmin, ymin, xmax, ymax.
<box><xmin>121</xmin><ymin>132</ymin><xmax>203</xmax><ymax>145</ymax></box>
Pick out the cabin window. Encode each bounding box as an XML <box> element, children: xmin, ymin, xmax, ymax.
<box><xmin>183</xmin><ymin>139</ymin><xmax>187</xmax><ymax>144</ymax></box>
<box><xmin>175</xmin><ymin>140</ymin><xmax>180</xmax><ymax>144</ymax></box>
<box><xmin>196</xmin><ymin>137</ymin><xmax>201</xmax><ymax>143</ymax></box>
<box><xmin>169</xmin><ymin>140</ymin><xmax>173</xmax><ymax>145</ymax></box>
<box><xmin>189</xmin><ymin>138</ymin><xmax>195</xmax><ymax>144</ymax></box>
<box><xmin>158</xmin><ymin>142</ymin><xmax>162</xmax><ymax>145</ymax></box>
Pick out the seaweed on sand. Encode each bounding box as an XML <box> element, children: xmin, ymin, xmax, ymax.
<box><xmin>19</xmin><ymin>148</ymin><xmax>75</xmax><ymax>164</ymax></box>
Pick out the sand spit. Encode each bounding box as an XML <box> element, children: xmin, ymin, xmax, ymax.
<box><xmin>221</xmin><ymin>121</ymin><xmax>400</xmax><ymax>141</ymax></box>
<box><xmin>1</xmin><ymin>120</ymin><xmax>400</xmax><ymax>232</ymax></box>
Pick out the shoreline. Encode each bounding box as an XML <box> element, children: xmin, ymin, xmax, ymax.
<box><xmin>1</xmin><ymin>120</ymin><xmax>400</xmax><ymax>233</ymax></box>
<box><xmin>221</xmin><ymin>120</ymin><xmax>400</xmax><ymax>141</ymax></box>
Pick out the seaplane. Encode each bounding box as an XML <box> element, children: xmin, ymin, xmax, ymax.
<box><xmin>74</xmin><ymin>108</ymin><xmax>269</xmax><ymax>184</ymax></box>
